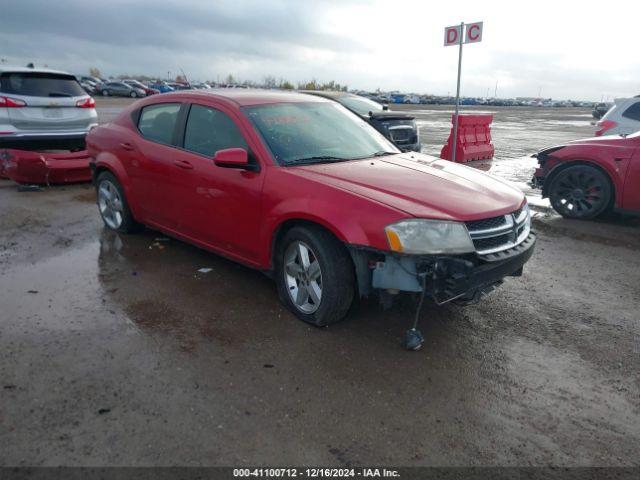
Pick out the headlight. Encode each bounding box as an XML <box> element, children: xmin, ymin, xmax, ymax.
<box><xmin>384</xmin><ymin>219</ymin><xmax>475</xmax><ymax>255</ymax></box>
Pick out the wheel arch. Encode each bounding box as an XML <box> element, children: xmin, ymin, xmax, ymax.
<box><xmin>542</xmin><ymin>159</ymin><xmax>617</xmax><ymax>209</ymax></box>
<box><xmin>93</xmin><ymin>154</ymin><xmax>141</xmax><ymax>220</ymax></box>
<box><xmin>268</xmin><ymin>217</ymin><xmax>350</xmax><ymax>274</ymax></box>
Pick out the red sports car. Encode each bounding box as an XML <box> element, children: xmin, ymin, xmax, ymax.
<box><xmin>87</xmin><ymin>90</ymin><xmax>535</xmax><ymax>347</ymax></box>
<box><xmin>532</xmin><ymin>132</ymin><xmax>640</xmax><ymax>219</ymax></box>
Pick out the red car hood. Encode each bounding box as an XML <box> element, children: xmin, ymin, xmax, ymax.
<box><xmin>290</xmin><ymin>153</ymin><xmax>524</xmax><ymax>221</ymax></box>
<box><xmin>543</xmin><ymin>134</ymin><xmax>640</xmax><ymax>160</ymax></box>
<box><xmin>567</xmin><ymin>134</ymin><xmax>639</xmax><ymax>148</ymax></box>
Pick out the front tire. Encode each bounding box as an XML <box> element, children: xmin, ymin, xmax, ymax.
<box><xmin>548</xmin><ymin>164</ymin><xmax>612</xmax><ymax>219</ymax></box>
<box><xmin>96</xmin><ymin>171</ymin><xmax>142</xmax><ymax>233</ymax></box>
<box><xmin>102</xmin><ymin>89</ymin><xmax>109</xmax><ymax>96</ymax></box>
<box><xmin>130</xmin><ymin>91</ymin><xmax>137</xmax><ymax>98</ymax></box>
<box><xmin>276</xmin><ymin>226</ymin><xmax>355</xmax><ymax>327</ymax></box>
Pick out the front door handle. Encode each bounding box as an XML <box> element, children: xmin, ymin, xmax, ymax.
<box><xmin>120</xmin><ymin>142</ymin><xmax>135</xmax><ymax>151</ymax></box>
<box><xmin>174</xmin><ymin>159</ymin><xmax>194</xmax><ymax>170</ymax></box>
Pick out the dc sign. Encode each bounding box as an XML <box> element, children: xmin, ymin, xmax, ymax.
<box><xmin>444</xmin><ymin>22</ymin><xmax>483</xmax><ymax>46</ymax></box>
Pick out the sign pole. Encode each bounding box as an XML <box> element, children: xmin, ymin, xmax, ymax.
<box><xmin>451</xmin><ymin>22</ymin><xmax>464</xmax><ymax>163</ymax></box>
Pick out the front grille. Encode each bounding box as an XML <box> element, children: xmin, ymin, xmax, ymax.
<box><xmin>513</xmin><ymin>206</ymin><xmax>524</xmax><ymax>220</ymax></box>
<box><xmin>466</xmin><ymin>215</ymin><xmax>506</xmax><ymax>231</ymax></box>
<box><xmin>466</xmin><ymin>205</ymin><xmax>531</xmax><ymax>255</ymax></box>
<box><xmin>472</xmin><ymin>233</ymin><xmax>512</xmax><ymax>251</ymax></box>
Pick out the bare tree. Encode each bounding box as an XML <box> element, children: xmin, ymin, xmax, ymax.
<box><xmin>262</xmin><ymin>75</ymin><xmax>277</xmax><ymax>89</ymax></box>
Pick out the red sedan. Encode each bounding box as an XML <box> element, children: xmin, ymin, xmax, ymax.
<box><xmin>532</xmin><ymin>132</ymin><xmax>640</xmax><ymax>219</ymax></box>
<box><xmin>87</xmin><ymin>90</ymin><xmax>534</xmax><ymax>346</ymax></box>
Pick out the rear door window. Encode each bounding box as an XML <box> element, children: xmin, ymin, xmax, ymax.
<box><xmin>0</xmin><ymin>72</ymin><xmax>86</xmax><ymax>97</ymax></box>
<box><xmin>183</xmin><ymin>104</ymin><xmax>247</xmax><ymax>156</ymax></box>
<box><xmin>622</xmin><ymin>102</ymin><xmax>640</xmax><ymax>122</ymax></box>
<box><xmin>138</xmin><ymin>103</ymin><xmax>181</xmax><ymax>145</ymax></box>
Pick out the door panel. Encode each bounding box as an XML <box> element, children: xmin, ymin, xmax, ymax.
<box><xmin>171</xmin><ymin>104</ymin><xmax>264</xmax><ymax>262</ymax></box>
<box><xmin>173</xmin><ymin>150</ymin><xmax>263</xmax><ymax>261</ymax></box>
<box><xmin>126</xmin><ymin>102</ymin><xmax>183</xmax><ymax>228</ymax></box>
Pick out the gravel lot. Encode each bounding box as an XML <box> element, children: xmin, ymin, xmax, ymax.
<box><xmin>0</xmin><ymin>98</ymin><xmax>638</xmax><ymax>467</ymax></box>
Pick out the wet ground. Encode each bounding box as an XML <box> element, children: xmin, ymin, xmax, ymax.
<box><xmin>0</xmin><ymin>100</ymin><xmax>639</xmax><ymax>466</ymax></box>
<box><xmin>395</xmin><ymin>104</ymin><xmax>598</xmax><ymax>206</ymax></box>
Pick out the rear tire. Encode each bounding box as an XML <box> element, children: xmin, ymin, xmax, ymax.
<box><xmin>130</xmin><ymin>91</ymin><xmax>137</xmax><ymax>98</ymax></box>
<box><xmin>548</xmin><ymin>164</ymin><xmax>612</xmax><ymax>219</ymax></box>
<box><xmin>102</xmin><ymin>90</ymin><xmax>109</xmax><ymax>96</ymax></box>
<box><xmin>276</xmin><ymin>226</ymin><xmax>355</xmax><ymax>327</ymax></box>
<box><xmin>96</xmin><ymin>171</ymin><xmax>142</xmax><ymax>233</ymax></box>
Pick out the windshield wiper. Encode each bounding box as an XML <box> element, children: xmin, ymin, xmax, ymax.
<box><xmin>371</xmin><ymin>151</ymin><xmax>396</xmax><ymax>157</ymax></box>
<box><xmin>286</xmin><ymin>156</ymin><xmax>349</xmax><ymax>166</ymax></box>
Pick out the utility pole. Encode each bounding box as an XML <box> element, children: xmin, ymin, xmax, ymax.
<box><xmin>451</xmin><ymin>22</ymin><xmax>464</xmax><ymax>163</ymax></box>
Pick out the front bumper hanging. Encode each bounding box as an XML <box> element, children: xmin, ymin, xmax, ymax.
<box><xmin>351</xmin><ymin>233</ymin><xmax>536</xmax><ymax>304</ymax></box>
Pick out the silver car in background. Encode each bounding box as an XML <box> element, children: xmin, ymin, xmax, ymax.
<box><xmin>0</xmin><ymin>66</ymin><xmax>98</xmax><ymax>149</ymax></box>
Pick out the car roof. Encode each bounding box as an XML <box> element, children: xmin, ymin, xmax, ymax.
<box><xmin>299</xmin><ymin>90</ymin><xmax>352</xmax><ymax>100</ymax></box>
<box><xmin>0</xmin><ymin>65</ymin><xmax>74</xmax><ymax>76</ymax></box>
<box><xmin>157</xmin><ymin>89</ymin><xmax>332</xmax><ymax>107</ymax></box>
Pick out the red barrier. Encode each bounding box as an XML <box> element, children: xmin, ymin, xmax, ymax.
<box><xmin>0</xmin><ymin>149</ymin><xmax>92</xmax><ymax>185</ymax></box>
<box><xmin>440</xmin><ymin>114</ymin><xmax>495</xmax><ymax>162</ymax></box>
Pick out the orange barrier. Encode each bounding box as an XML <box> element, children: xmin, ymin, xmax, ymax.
<box><xmin>440</xmin><ymin>114</ymin><xmax>495</xmax><ymax>162</ymax></box>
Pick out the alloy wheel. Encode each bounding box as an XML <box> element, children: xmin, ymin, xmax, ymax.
<box><xmin>283</xmin><ymin>241</ymin><xmax>323</xmax><ymax>314</ymax></box>
<box><xmin>551</xmin><ymin>169</ymin><xmax>607</xmax><ymax>218</ymax></box>
<box><xmin>98</xmin><ymin>180</ymin><xmax>124</xmax><ymax>229</ymax></box>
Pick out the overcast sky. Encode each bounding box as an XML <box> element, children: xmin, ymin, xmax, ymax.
<box><xmin>1</xmin><ymin>0</ymin><xmax>638</xmax><ymax>100</ymax></box>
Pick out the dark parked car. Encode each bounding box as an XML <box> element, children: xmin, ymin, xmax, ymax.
<box><xmin>96</xmin><ymin>81</ymin><xmax>146</xmax><ymax>98</ymax></box>
<box><xmin>301</xmin><ymin>91</ymin><xmax>421</xmax><ymax>152</ymax></box>
<box><xmin>592</xmin><ymin>102</ymin><xmax>611</xmax><ymax>120</ymax></box>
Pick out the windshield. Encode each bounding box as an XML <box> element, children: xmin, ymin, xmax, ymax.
<box><xmin>338</xmin><ymin>95</ymin><xmax>384</xmax><ymax>116</ymax></box>
<box><xmin>244</xmin><ymin>102</ymin><xmax>398</xmax><ymax>165</ymax></box>
<box><xmin>0</xmin><ymin>72</ymin><xmax>86</xmax><ymax>97</ymax></box>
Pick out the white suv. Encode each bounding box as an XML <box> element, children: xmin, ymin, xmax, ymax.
<box><xmin>595</xmin><ymin>96</ymin><xmax>640</xmax><ymax>136</ymax></box>
<box><xmin>0</xmin><ymin>66</ymin><xmax>98</xmax><ymax>149</ymax></box>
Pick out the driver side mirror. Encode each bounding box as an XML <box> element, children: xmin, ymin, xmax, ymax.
<box><xmin>213</xmin><ymin>148</ymin><xmax>250</xmax><ymax>169</ymax></box>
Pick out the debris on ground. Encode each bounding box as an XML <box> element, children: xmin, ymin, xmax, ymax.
<box><xmin>197</xmin><ymin>268</ymin><xmax>213</xmax><ymax>273</ymax></box>
<box><xmin>17</xmin><ymin>185</ymin><xmax>43</xmax><ymax>192</ymax></box>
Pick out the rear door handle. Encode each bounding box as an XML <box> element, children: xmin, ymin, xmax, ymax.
<box><xmin>120</xmin><ymin>142</ymin><xmax>135</xmax><ymax>151</ymax></box>
<box><xmin>174</xmin><ymin>159</ymin><xmax>194</xmax><ymax>170</ymax></box>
